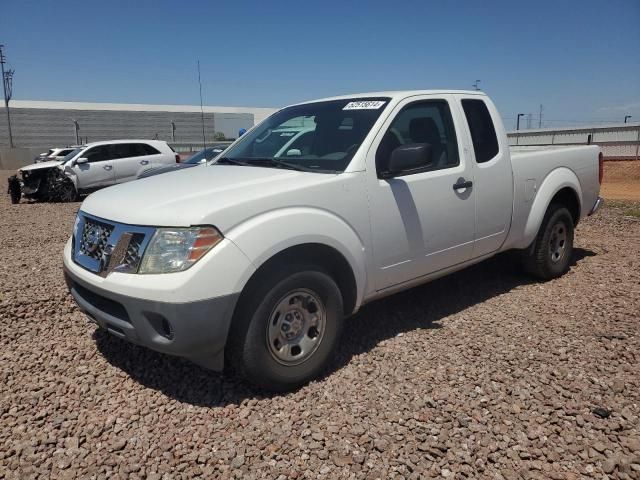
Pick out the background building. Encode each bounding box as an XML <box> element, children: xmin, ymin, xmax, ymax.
<box><xmin>0</xmin><ymin>100</ymin><xmax>277</xmax><ymax>153</ymax></box>
<box><xmin>508</xmin><ymin>123</ymin><xmax>640</xmax><ymax>160</ymax></box>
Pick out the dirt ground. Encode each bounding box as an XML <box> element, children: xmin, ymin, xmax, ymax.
<box><xmin>0</xmin><ymin>169</ymin><xmax>639</xmax><ymax>479</ymax></box>
<box><xmin>601</xmin><ymin>161</ymin><xmax>640</xmax><ymax>201</ymax></box>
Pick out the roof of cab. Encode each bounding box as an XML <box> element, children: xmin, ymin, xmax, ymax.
<box><xmin>290</xmin><ymin>90</ymin><xmax>487</xmax><ymax>107</ymax></box>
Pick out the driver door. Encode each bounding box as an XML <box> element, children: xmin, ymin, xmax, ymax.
<box><xmin>367</xmin><ymin>95</ymin><xmax>476</xmax><ymax>290</ymax></box>
<box><xmin>71</xmin><ymin>145</ymin><xmax>116</xmax><ymax>189</ymax></box>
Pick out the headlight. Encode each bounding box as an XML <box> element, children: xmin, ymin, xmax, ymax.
<box><xmin>139</xmin><ymin>226</ymin><xmax>223</xmax><ymax>274</ymax></box>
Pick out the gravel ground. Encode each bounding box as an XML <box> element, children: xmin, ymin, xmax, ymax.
<box><xmin>1</xmin><ymin>169</ymin><xmax>639</xmax><ymax>479</ymax></box>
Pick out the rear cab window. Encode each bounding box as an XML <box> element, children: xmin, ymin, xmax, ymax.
<box><xmin>461</xmin><ymin>99</ymin><xmax>499</xmax><ymax>163</ymax></box>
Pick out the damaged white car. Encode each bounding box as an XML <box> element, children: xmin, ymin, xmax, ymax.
<box><xmin>8</xmin><ymin>140</ymin><xmax>178</xmax><ymax>203</ymax></box>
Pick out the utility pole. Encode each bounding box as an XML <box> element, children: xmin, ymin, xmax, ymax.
<box><xmin>0</xmin><ymin>44</ymin><xmax>15</xmax><ymax>148</ymax></box>
<box><xmin>197</xmin><ymin>60</ymin><xmax>206</xmax><ymax>150</ymax></box>
<box><xmin>538</xmin><ymin>104</ymin><xmax>543</xmax><ymax>128</ymax></box>
<box><xmin>72</xmin><ymin>119</ymin><xmax>80</xmax><ymax>145</ymax></box>
<box><xmin>624</xmin><ymin>115</ymin><xmax>632</xmax><ymax>123</ymax></box>
<box><xmin>170</xmin><ymin>121</ymin><xmax>176</xmax><ymax>142</ymax></box>
<box><xmin>472</xmin><ymin>79</ymin><xmax>481</xmax><ymax>91</ymax></box>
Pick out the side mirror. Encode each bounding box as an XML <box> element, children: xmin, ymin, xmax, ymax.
<box><xmin>386</xmin><ymin>143</ymin><xmax>433</xmax><ymax>177</ymax></box>
<box><xmin>75</xmin><ymin>157</ymin><xmax>89</xmax><ymax>165</ymax></box>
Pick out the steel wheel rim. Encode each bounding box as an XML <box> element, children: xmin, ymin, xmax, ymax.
<box><xmin>549</xmin><ymin>222</ymin><xmax>568</xmax><ymax>263</ymax></box>
<box><xmin>266</xmin><ymin>288</ymin><xmax>326</xmax><ymax>366</ymax></box>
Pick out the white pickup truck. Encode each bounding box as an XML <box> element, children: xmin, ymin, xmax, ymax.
<box><xmin>63</xmin><ymin>90</ymin><xmax>603</xmax><ymax>390</ymax></box>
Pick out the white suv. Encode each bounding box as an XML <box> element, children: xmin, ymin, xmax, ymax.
<box><xmin>15</xmin><ymin>140</ymin><xmax>178</xmax><ymax>202</ymax></box>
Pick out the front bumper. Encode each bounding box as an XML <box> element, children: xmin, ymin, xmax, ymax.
<box><xmin>64</xmin><ymin>265</ymin><xmax>239</xmax><ymax>371</ymax></box>
<box><xmin>589</xmin><ymin>196</ymin><xmax>604</xmax><ymax>216</ymax></box>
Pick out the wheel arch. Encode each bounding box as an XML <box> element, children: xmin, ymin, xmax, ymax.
<box><xmin>521</xmin><ymin>167</ymin><xmax>583</xmax><ymax>248</ymax></box>
<box><xmin>234</xmin><ymin>243</ymin><xmax>359</xmax><ymax>318</ymax></box>
<box><xmin>225</xmin><ymin>207</ymin><xmax>368</xmax><ymax>315</ymax></box>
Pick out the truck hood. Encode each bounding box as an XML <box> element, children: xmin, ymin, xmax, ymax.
<box><xmin>138</xmin><ymin>162</ymin><xmax>196</xmax><ymax>179</ymax></box>
<box><xmin>80</xmin><ymin>164</ymin><xmax>335</xmax><ymax>229</ymax></box>
<box><xmin>20</xmin><ymin>160</ymin><xmax>63</xmax><ymax>172</ymax></box>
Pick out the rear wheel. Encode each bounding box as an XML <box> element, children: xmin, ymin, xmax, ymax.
<box><xmin>523</xmin><ymin>204</ymin><xmax>574</xmax><ymax>280</ymax></box>
<box><xmin>227</xmin><ymin>265</ymin><xmax>344</xmax><ymax>391</ymax></box>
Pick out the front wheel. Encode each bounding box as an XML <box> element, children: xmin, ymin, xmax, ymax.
<box><xmin>228</xmin><ymin>266</ymin><xmax>344</xmax><ymax>391</ymax></box>
<box><xmin>523</xmin><ymin>204</ymin><xmax>574</xmax><ymax>280</ymax></box>
<box><xmin>57</xmin><ymin>180</ymin><xmax>79</xmax><ymax>202</ymax></box>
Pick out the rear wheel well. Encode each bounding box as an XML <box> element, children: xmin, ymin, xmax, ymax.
<box><xmin>239</xmin><ymin>244</ymin><xmax>358</xmax><ymax>316</ymax></box>
<box><xmin>550</xmin><ymin>187</ymin><xmax>580</xmax><ymax>225</ymax></box>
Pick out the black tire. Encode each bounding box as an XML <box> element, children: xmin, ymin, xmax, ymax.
<box><xmin>522</xmin><ymin>204</ymin><xmax>574</xmax><ymax>280</ymax></box>
<box><xmin>227</xmin><ymin>264</ymin><xmax>344</xmax><ymax>391</ymax></box>
<box><xmin>58</xmin><ymin>181</ymin><xmax>79</xmax><ymax>202</ymax></box>
<box><xmin>7</xmin><ymin>176</ymin><xmax>21</xmax><ymax>204</ymax></box>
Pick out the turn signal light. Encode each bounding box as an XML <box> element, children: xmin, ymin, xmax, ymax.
<box><xmin>187</xmin><ymin>227</ymin><xmax>223</xmax><ymax>262</ymax></box>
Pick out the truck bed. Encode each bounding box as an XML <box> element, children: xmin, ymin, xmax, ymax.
<box><xmin>502</xmin><ymin>144</ymin><xmax>601</xmax><ymax>250</ymax></box>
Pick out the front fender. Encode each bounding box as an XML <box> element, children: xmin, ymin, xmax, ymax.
<box><xmin>521</xmin><ymin>167</ymin><xmax>582</xmax><ymax>247</ymax></box>
<box><xmin>62</xmin><ymin>165</ymin><xmax>79</xmax><ymax>189</ymax></box>
<box><xmin>225</xmin><ymin>207</ymin><xmax>367</xmax><ymax>311</ymax></box>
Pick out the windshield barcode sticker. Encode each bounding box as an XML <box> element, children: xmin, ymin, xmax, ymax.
<box><xmin>343</xmin><ymin>101</ymin><xmax>386</xmax><ymax>110</ymax></box>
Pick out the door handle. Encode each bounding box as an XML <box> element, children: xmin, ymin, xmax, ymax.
<box><xmin>453</xmin><ymin>180</ymin><xmax>473</xmax><ymax>190</ymax></box>
<box><xmin>140</xmin><ymin>160</ymin><xmax>149</xmax><ymax>165</ymax></box>
<box><xmin>103</xmin><ymin>165</ymin><xmax>113</xmax><ymax>171</ymax></box>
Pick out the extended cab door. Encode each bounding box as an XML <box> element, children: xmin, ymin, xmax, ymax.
<box><xmin>367</xmin><ymin>95</ymin><xmax>476</xmax><ymax>290</ymax></box>
<box><xmin>455</xmin><ymin>95</ymin><xmax>513</xmax><ymax>257</ymax></box>
<box><xmin>71</xmin><ymin>145</ymin><xmax>116</xmax><ymax>189</ymax></box>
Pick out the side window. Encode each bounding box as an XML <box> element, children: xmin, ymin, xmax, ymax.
<box><xmin>461</xmin><ymin>99</ymin><xmax>499</xmax><ymax>163</ymax></box>
<box><xmin>110</xmin><ymin>144</ymin><xmax>138</xmax><ymax>159</ymax></box>
<box><xmin>375</xmin><ymin>100</ymin><xmax>459</xmax><ymax>177</ymax></box>
<box><xmin>84</xmin><ymin>146</ymin><xmax>111</xmax><ymax>163</ymax></box>
<box><xmin>139</xmin><ymin>143</ymin><xmax>160</xmax><ymax>155</ymax></box>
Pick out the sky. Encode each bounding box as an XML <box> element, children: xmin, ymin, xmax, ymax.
<box><xmin>1</xmin><ymin>0</ymin><xmax>639</xmax><ymax>128</ymax></box>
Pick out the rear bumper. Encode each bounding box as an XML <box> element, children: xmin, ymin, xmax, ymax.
<box><xmin>64</xmin><ymin>265</ymin><xmax>239</xmax><ymax>371</ymax></box>
<box><xmin>589</xmin><ymin>196</ymin><xmax>604</xmax><ymax>216</ymax></box>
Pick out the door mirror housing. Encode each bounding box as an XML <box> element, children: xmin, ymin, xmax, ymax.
<box><xmin>75</xmin><ymin>157</ymin><xmax>89</xmax><ymax>165</ymax></box>
<box><xmin>385</xmin><ymin>143</ymin><xmax>433</xmax><ymax>177</ymax></box>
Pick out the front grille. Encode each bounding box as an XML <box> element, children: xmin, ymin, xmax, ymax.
<box><xmin>121</xmin><ymin>233</ymin><xmax>145</xmax><ymax>271</ymax></box>
<box><xmin>80</xmin><ymin>218</ymin><xmax>114</xmax><ymax>260</ymax></box>
<box><xmin>72</xmin><ymin>212</ymin><xmax>155</xmax><ymax>276</ymax></box>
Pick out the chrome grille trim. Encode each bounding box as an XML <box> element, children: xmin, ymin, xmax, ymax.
<box><xmin>79</xmin><ymin>218</ymin><xmax>114</xmax><ymax>260</ymax></box>
<box><xmin>72</xmin><ymin>212</ymin><xmax>155</xmax><ymax>276</ymax></box>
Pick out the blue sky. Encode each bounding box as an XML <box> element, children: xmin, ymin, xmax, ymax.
<box><xmin>1</xmin><ymin>0</ymin><xmax>639</xmax><ymax>128</ymax></box>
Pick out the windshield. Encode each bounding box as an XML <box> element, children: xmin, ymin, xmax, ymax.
<box><xmin>61</xmin><ymin>147</ymin><xmax>83</xmax><ymax>163</ymax></box>
<box><xmin>218</xmin><ymin>97</ymin><xmax>390</xmax><ymax>173</ymax></box>
<box><xmin>184</xmin><ymin>145</ymin><xmax>228</xmax><ymax>164</ymax></box>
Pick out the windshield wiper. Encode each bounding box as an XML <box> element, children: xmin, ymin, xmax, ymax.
<box><xmin>236</xmin><ymin>157</ymin><xmax>318</xmax><ymax>172</ymax></box>
<box><xmin>214</xmin><ymin>157</ymin><xmax>253</xmax><ymax>167</ymax></box>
